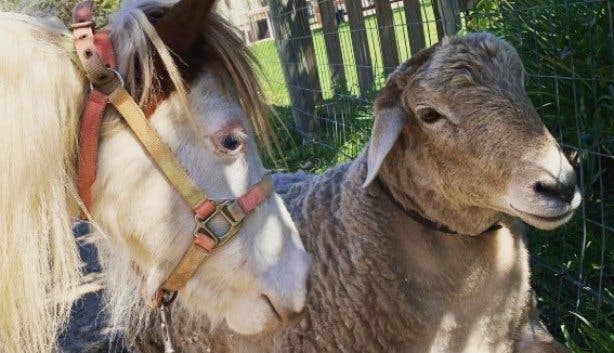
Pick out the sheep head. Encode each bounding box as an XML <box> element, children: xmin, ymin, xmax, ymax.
<box><xmin>365</xmin><ymin>32</ymin><xmax>581</xmax><ymax>232</ymax></box>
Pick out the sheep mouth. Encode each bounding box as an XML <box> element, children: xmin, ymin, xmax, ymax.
<box><xmin>509</xmin><ymin>204</ymin><xmax>573</xmax><ymax>224</ymax></box>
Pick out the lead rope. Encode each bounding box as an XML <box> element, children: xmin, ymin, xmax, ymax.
<box><xmin>159</xmin><ymin>305</ymin><xmax>175</xmax><ymax>353</ymax></box>
<box><xmin>159</xmin><ymin>291</ymin><xmax>178</xmax><ymax>353</ymax></box>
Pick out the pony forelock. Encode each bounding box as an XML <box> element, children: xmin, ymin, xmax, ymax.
<box><xmin>108</xmin><ymin>0</ymin><xmax>277</xmax><ymax>159</ymax></box>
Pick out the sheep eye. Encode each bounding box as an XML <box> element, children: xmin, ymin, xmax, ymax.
<box><xmin>418</xmin><ymin>108</ymin><xmax>444</xmax><ymax>124</ymax></box>
<box><xmin>220</xmin><ymin>134</ymin><xmax>242</xmax><ymax>151</ymax></box>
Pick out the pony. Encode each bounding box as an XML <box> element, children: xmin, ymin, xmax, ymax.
<box><xmin>0</xmin><ymin>1</ymin><xmax>310</xmax><ymax>352</ymax></box>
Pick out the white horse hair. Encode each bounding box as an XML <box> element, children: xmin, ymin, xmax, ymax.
<box><xmin>0</xmin><ymin>1</ymin><xmax>310</xmax><ymax>352</ymax></box>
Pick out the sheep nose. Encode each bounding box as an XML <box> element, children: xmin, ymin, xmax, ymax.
<box><xmin>533</xmin><ymin>174</ymin><xmax>576</xmax><ymax>204</ymax></box>
<box><xmin>262</xmin><ymin>293</ymin><xmax>305</xmax><ymax>324</ymax></box>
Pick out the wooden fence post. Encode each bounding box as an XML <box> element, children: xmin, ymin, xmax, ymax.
<box><xmin>268</xmin><ymin>0</ymin><xmax>322</xmax><ymax>134</ymax></box>
<box><xmin>318</xmin><ymin>0</ymin><xmax>347</xmax><ymax>94</ymax></box>
<box><xmin>435</xmin><ymin>0</ymin><xmax>462</xmax><ymax>35</ymax></box>
<box><xmin>374</xmin><ymin>0</ymin><xmax>399</xmax><ymax>76</ymax></box>
<box><xmin>430</xmin><ymin>0</ymin><xmax>446</xmax><ymax>40</ymax></box>
<box><xmin>345</xmin><ymin>0</ymin><xmax>374</xmax><ymax>98</ymax></box>
<box><xmin>402</xmin><ymin>0</ymin><xmax>426</xmax><ymax>54</ymax></box>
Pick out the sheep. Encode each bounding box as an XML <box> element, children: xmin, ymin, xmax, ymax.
<box><xmin>134</xmin><ymin>32</ymin><xmax>581</xmax><ymax>353</ymax></box>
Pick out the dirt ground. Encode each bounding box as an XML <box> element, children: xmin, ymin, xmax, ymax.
<box><xmin>59</xmin><ymin>231</ymin><xmax>128</xmax><ymax>353</ymax></box>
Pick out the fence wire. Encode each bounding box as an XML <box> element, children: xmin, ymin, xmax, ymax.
<box><xmin>251</xmin><ymin>0</ymin><xmax>612</xmax><ymax>350</ymax></box>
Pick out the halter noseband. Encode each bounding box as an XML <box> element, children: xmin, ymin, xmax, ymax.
<box><xmin>71</xmin><ymin>1</ymin><xmax>273</xmax><ymax>307</ymax></box>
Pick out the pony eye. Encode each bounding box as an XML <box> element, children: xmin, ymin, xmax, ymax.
<box><xmin>418</xmin><ymin>108</ymin><xmax>444</xmax><ymax>124</ymax></box>
<box><xmin>212</xmin><ymin>125</ymin><xmax>247</xmax><ymax>156</ymax></box>
<box><xmin>219</xmin><ymin>134</ymin><xmax>242</xmax><ymax>151</ymax></box>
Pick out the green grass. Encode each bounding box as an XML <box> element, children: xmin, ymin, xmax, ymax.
<box><xmin>262</xmin><ymin>97</ymin><xmax>374</xmax><ymax>173</ymax></box>
<box><xmin>252</xmin><ymin>3</ymin><xmax>440</xmax><ymax>172</ymax></box>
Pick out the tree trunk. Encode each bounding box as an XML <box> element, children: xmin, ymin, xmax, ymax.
<box><xmin>345</xmin><ymin>0</ymin><xmax>374</xmax><ymax>98</ymax></box>
<box><xmin>374</xmin><ymin>0</ymin><xmax>399</xmax><ymax>76</ymax></box>
<box><xmin>318</xmin><ymin>0</ymin><xmax>347</xmax><ymax>94</ymax></box>
<box><xmin>269</xmin><ymin>0</ymin><xmax>322</xmax><ymax>134</ymax></box>
<box><xmin>402</xmin><ymin>0</ymin><xmax>426</xmax><ymax>55</ymax></box>
<box><xmin>435</xmin><ymin>0</ymin><xmax>462</xmax><ymax>36</ymax></box>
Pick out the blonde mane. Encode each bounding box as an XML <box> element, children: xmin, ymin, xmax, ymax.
<box><xmin>0</xmin><ymin>1</ymin><xmax>277</xmax><ymax>352</ymax></box>
<box><xmin>0</xmin><ymin>12</ymin><xmax>83</xmax><ymax>353</ymax></box>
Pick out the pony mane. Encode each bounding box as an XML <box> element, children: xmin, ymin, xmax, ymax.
<box><xmin>205</xmin><ymin>13</ymin><xmax>278</xmax><ymax>158</ymax></box>
<box><xmin>0</xmin><ymin>11</ymin><xmax>84</xmax><ymax>353</ymax></box>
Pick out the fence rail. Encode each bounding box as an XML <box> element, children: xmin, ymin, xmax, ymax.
<box><xmin>252</xmin><ymin>0</ymin><xmax>613</xmax><ymax>350</ymax></box>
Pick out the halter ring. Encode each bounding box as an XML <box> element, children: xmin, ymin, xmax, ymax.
<box><xmin>193</xmin><ymin>201</ymin><xmax>243</xmax><ymax>248</ymax></box>
<box><xmin>88</xmin><ymin>68</ymin><xmax>124</xmax><ymax>92</ymax></box>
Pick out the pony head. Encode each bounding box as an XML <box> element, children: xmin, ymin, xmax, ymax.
<box><xmin>94</xmin><ymin>0</ymin><xmax>310</xmax><ymax>336</ymax></box>
<box><xmin>0</xmin><ymin>1</ymin><xmax>310</xmax><ymax>352</ymax></box>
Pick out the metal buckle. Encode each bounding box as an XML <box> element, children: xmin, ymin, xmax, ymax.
<box><xmin>70</xmin><ymin>20</ymin><xmax>95</xmax><ymax>30</ymax></box>
<box><xmin>89</xmin><ymin>68</ymin><xmax>124</xmax><ymax>92</ymax></box>
<box><xmin>193</xmin><ymin>201</ymin><xmax>242</xmax><ymax>249</ymax></box>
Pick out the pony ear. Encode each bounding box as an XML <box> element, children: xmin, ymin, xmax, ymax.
<box><xmin>152</xmin><ymin>0</ymin><xmax>217</xmax><ymax>59</ymax></box>
<box><xmin>362</xmin><ymin>44</ymin><xmax>439</xmax><ymax>187</ymax></box>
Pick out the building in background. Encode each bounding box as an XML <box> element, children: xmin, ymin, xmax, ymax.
<box><xmin>217</xmin><ymin>0</ymin><xmax>273</xmax><ymax>44</ymax></box>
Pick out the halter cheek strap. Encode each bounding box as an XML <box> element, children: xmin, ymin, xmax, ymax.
<box><xmin>72</xmin><ymin>0</ymin><xmax>118</xmax><ymax>211</ymax></box>
<box><xmin>71</xmin><ymin>1</ymin><xmax>273</xmax><ymax>308</ymax></box>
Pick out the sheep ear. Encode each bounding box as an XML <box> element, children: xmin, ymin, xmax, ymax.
<box><xmin>363</xmin><ymin>105</ymin><xmax>407</xmax><ymax>187</ymax></box>
<box><xmin>362</xmin><ymin>44</ymin><xmax>438</xmax><ymax>187</ymax></box>
<box><xmin>363</xmin><ymin>72</ymin><xmax>408</xmax><ymax>187</ymax></box>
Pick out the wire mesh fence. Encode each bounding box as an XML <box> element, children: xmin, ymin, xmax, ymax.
<box><xmin>251</xmin><ymin>0</ymin><xmax>613</xmax><ymax>350</ymax></box>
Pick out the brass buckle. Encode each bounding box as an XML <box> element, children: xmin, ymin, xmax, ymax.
<box><xmin>193</xmin><ymin>201</ymin><xmax>242</xmax><ymax>249</ymax></box>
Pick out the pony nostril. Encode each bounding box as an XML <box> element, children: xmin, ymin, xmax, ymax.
<box><xmin>533</xmin><ymin>181</ymin><xmax>575</xmax><ymax>204</ymax></box>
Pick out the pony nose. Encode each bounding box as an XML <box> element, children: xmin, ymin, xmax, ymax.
<box><xmin>262</xmin><ymin>293</ymin><xmax>306</xmax><ymax>324</ymax></box>
<box><xmin>533</xmin><ymin>175</ymin><xmax>576</xmax><ymax>204</ymax></box>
